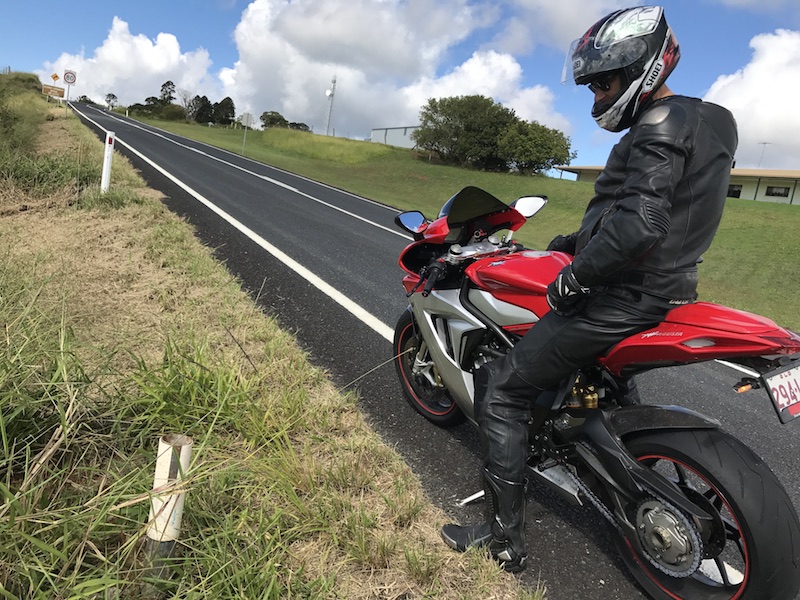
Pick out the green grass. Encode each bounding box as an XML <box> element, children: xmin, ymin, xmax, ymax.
<box><xmin>0</xmin><ymin>72</ymin><xmax>539</xmax><ymax>599</ymax></box>
<box><xmin>138</xmin><ymin>117</ymin><xmax>800</xmax><ymax>330</ymax></box>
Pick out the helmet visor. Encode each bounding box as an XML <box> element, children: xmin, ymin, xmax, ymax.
<box><xmin>561</xmin><ymin>35</ymin><xmax>648</xmax><ymax>86</ymax></box>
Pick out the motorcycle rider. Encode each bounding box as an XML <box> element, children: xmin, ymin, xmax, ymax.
<box><xmin>441</xmin><ymin>6</ymin><xmax>738</xmax><ymax>572</ymax></box>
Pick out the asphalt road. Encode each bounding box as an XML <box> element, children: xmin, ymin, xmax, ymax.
<box><xmin>72</xmin><ymin>104</ymin><xmax>800</xmax><ymax>599</ymax></box>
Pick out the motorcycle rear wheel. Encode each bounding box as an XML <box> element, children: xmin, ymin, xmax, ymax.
<box><xmin>614</xmin><ymin>428</ymin><xmax>800</xmax><ymax>600</ymax></box>
<box><xmin>393</xmin><ymin>309</ymin><xmax>464</xmax><ymax>426</ymax></box>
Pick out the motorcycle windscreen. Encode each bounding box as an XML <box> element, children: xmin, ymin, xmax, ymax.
<box><xmin>438</xmin><ymin>186</ymin><xmax>510</xmax><ymax>224</ymax></box>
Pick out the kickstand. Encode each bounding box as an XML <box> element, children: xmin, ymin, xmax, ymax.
<box><xmin>457</xmin><ymin>489</ymin><xmax>485</xmax><ymax>507</ymax></box>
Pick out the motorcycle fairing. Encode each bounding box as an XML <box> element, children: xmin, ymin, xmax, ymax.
<box><xmin>600</xmin><ymin>302</ymin><xmax>800</xmax><ymax>376</ymax></box>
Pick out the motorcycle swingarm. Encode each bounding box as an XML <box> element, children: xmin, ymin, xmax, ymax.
<box><xmin>559</xmin><ymin>407</ymin><xmax>716</xmax><ymax>526</ymax></box>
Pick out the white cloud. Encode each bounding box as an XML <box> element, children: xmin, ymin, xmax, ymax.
<box><xmin>490</xmin><ymin>1</ymin><xmax>629</xmax><ymax>54</ymax></box>
<box><xmin>33</xmin><ymin>1</ymin><xmax>576</xmax><ymax>139</ymax></box>
<box><xmin>224</xmin><ymin>0</ymin><xmax>569</xmax><ymax>136</ymax></box>
<box><xmin>37</xmin><ymin>17</ymin><xmax>218</xmax><ymax>107</ymax></box>
<box><xmin>404</xmin><ymin>51</ymin><xmax>569</xmax><ymax>132</ymax></box>
<box><xmin>704</xmin><ymin>29</ymin><xmax>800</xmax><ymax>169</ymax></box>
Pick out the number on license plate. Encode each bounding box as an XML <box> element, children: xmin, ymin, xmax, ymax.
<box><xmin>765</xmin><ymin>363</ymin><xmax>800</xmax><ymax>424</ymax></box>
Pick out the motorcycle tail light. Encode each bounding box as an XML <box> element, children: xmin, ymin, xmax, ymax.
<box><xmin>681</xmin><ymin>338</ymin><xmax>716</xmax><ymax>348</ymax></box>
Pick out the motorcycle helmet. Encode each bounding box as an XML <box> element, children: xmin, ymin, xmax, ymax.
<box><xmin>565</xmin><ymin>6</ymin><xmax>680</xmax><ymax>132</ymax></box>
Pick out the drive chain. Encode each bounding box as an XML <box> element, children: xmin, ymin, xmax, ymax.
<box><xmin>565</xmin><ymin>442</ymin><xmax>703</xmax><ymax>578</ymax></box>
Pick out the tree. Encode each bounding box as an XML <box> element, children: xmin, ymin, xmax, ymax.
<box><xmin>212</xmin><ymin>96</ymin><xmax>235</xmax><ymax>125</ymax></box>
<box><xmin>260</xmin><ymin>111</ymin><xmax>288</xmax><ymax>129</ymax></box>
<box><xmin>160</xmin><ymin>81</ymin><xmax>176</xmax><ymax>106</ymax></box>
<box><xmin>76</xmin><ymin>95</ymin><xmax>97</xmax><ymax>105</ymax></box>
<box><xmin>105</xmin><ymin>93</ymin><xmax>118</xmax><ymax>109</ymax></box>
<box><xmin>412</xmin><ymin>94</ymin><xmax>575</xmax><ymax>175</ymax></box>
<box><xmin>194</xmin><ymin>96</ymin><xmax>214</xmax><ymax>123</ymax></box>
<box><xmin>412</xmin><ymin>95</ymin><xmax>517</xmax><ymax>171</ymax></box>
<box><xmin>498</xmin><ymin>120</ymin><xmax>577</xmax><ymax>175</ymax></box>
<box><xmin>178</xmin><ymin>88</ymin><xmax>195</xmax><ymax>119</ymax></box>
<box><xmin>160</xmin><ymin>104</ymin><xmax>186</xmax><ymax>121</ymax></box>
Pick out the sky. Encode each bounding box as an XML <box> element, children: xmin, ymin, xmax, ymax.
<box><xmin>3</xmin><ymin>0</ymin><xmax>800</xmax><ymax>173</ymax></box>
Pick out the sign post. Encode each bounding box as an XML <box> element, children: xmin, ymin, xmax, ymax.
<box><xmin>240</xmin><ymin>112</ymin><xmax>254</xmax><ymax>155</ymax></box>
<box><xmin>63</xmin><ymin>70</ymin><xmax>76</xmax><ymax>116</ymax></box>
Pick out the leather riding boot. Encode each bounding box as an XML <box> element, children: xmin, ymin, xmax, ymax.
<box><xmin>440</xmin><ymin>468</ymin><xmax>528</xmax><ymax>573</ymax></box>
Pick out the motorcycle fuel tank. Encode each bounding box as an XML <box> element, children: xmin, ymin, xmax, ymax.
<box><xmin>465</xmin><ymin>250</ymin><xmax>571</xmax><ymax>319</ymax></box>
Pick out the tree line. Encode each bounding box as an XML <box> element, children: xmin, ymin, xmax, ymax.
<box><xmin>88</xmin><ymin>83</ymin><xmax>575</xmax><ymax>175</ymax></box>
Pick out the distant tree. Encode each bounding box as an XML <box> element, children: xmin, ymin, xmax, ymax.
<box><xmin>159</xmin><ymin>80</ymin><xmax>176</xmax><ymax>106</ymax></box>
<box><xmin>212</xmin><ymin>96</ymin><xmax>236</xmax><ymax>125</ymax></box>
<box><xmin>498</xmin><ymin>120</ymin><xmax>577</xmax><ymax>175</ymax></box>
<box><xmin>145</xmin><ymin>96</ymin><xmax>160</xmax><ymax>109</ymax></box>
<box><xmin>412</xmin><ymin>95</ymin><xmax>517</xmax><ymax>171</ymax></box>
<box><xmin>194</xmin><ymin>96</ymin><xmax>214</xmax><ymax>123</ymax></box>
<box><xmin>260</xmin><ymin>110</ymin><xmax>289</xmax><ymax>129</ymax></box>
<box><xmin>160</xmin><ymin>104</ymin><xmax>186</xmax><ymax>121</ymax></box>
<box><xmin>76</xmin><ymin>95</ymin><xmax>97</xmax><ymax>105</ymax></box>
<box><xmin>127</xmin><ymin>102</ymin><xmax>148</xmax><ymax>115</ymax></box>
<box><xmin>105</xmin><ymin>93</ymin><xmax>118</xmax><ymax>109</ymax></box>
<box><xmin>288</xmin><ymin>122</ymin><xmax>311</xmax><ymax>132</ymax></box>
<box><xmin>178</xmin><ymin>88</ymin><xmax>195</xmax><ymax>119</ymax></box>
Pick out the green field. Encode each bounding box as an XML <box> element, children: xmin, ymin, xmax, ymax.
<box><xmin>136</xmin><ymin>117</ymin><xmax>800</xmax><ymax>330</ymax></box>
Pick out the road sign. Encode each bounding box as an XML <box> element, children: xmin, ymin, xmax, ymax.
<box><xmin>42</xmin><ymin>84</ymin><xmax>65</xmax><ymax>98</ymax></box>
<box><xmin>63</xmin><ymin>70</ymin><xmax>76</xmax><ymax>85</ymax></box>
<box><xmin>51</xmin><ymin>73</ymin><xmax>59</xmax><ymax>82</ymax></box>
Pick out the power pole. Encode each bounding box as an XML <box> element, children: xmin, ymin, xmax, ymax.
<box><xmin>325</xmin><ymin>75</ymin><xmax>337</xmax><ymax>136</ymax></box>
<box><xmin>757</xmin><ymin>142</ymin><xmax>772</xmax><ymax>169</ymax></box>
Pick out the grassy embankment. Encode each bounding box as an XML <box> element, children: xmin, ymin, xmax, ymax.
<box><xmin>137</xmin><ymin>116</ymin><xmax>800</xmax><ymax>331</ymax></box>
<box><xmin>1</xmin><ymin>72</ymin><xmax>541</xmax><ymax>598</ymax></box>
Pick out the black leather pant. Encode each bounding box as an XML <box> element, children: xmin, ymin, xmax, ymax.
<box><xmin>474</xmin><ymin>287</ymin><xmax>676</xmax><ymax>484</ymax></box>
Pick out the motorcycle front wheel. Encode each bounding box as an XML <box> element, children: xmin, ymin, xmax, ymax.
<box><xmin>614</xmin><ymin>428</ymin><xmax>800</xmax><ymax>600</ymax></box>
<box><xmin>393</xmin><ymin>309</ymin><xmax>464</xmax><ymax>426</ymax></box>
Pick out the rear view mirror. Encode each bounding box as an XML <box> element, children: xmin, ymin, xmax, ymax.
<box><xmin>510</xmin><ymin>195</ymin><xmax>547</xmax><ymax>218</ymax></box>
<box><xmin>395</xmin><ymin>211</ymin><xmax>429</xmax><ymax>234</ymax></box>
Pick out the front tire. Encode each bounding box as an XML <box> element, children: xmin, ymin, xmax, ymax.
<box><xmin>614</xmin><ymin>428</ymin><xmax>800</xmax><ymax>600</ymax></box>
<box><xmin>393</xmin><ymin>309</ymin><xmax>464</xmax><ymax>426</ymax></box>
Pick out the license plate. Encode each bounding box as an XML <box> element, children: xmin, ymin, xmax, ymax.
<box><xmin>764</xmin><ymin>363</ymin><xmax>800</xmax><ymax>423</ymax></box>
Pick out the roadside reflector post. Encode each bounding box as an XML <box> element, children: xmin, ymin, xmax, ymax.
<box><xmin>143</xmin><ymin>433</ymin><xmax>193</xmax><ymax>583</ymax></box>
<box><xmin>100</xmin><ymin>131</ymin><xmax>115</xmax><ymax>194</ymax></box>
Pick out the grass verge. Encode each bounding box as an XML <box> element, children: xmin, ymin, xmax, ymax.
<box><xmin>0</xmin><ymin>74</ymin><xmax>543</xmax><ymax>598</ymax></box>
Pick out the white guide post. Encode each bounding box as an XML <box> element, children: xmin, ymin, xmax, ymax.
<box><xmin>100</xmin><ymin>131</ymin><xmax>115</xmax><ymax>193</ymax></box>
<box><xmin>144</xmin><ymin>433</ymin><xmax>193</xmax><ymax>580</ymax></box>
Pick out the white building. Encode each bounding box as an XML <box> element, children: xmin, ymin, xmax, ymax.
<box><xmin>556</xmin><ymin>166</ymin><xmax>800</xmax><ymax>204</ymax></box>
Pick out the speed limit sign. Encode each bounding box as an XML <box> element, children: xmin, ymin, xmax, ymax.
<box><xmin>63</xmin><ymin>70</ymin><xmax>77</xmax><ymax>85</ymax></box>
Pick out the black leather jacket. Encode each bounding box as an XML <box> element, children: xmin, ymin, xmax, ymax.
<box><xmin>568</xmin><ymin>95</ymin><xmax>738</xmax><ymax>302</ymax></box>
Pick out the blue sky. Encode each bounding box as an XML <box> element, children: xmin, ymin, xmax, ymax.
<box><xmin>3</xmin><ymin>1</ymin><xmax>800</xmax><ymax>173</ymax></box>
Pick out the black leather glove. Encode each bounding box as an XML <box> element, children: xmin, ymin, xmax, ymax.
<box><xmin>547</xmin><ymin>265</ymin><xmax>590</xmax><ymax>317</ymax></box>
<box><xmin>546</xmin><ymin>232</ymin><xmax>577</xmax><ymax>255</ymax></box>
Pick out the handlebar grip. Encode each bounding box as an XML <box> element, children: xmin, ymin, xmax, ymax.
<box><xmin>422</xmin><ymin>264</ymin><xmax>444</xmax><ymax>297</ymax></box>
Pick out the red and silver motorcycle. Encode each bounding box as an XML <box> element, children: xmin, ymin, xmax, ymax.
<box><xmin>393</xmin><ymin>186</ymin><xmax>800</xmax><ymax>600</ymax></box>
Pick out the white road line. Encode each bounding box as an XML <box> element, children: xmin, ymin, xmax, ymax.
<box><xmin>71</xmin><ymin>104</ymin><xmax>394</xmax><ymax>342</ymax></box>
<box><xmin>83</xmin><ymin>105</ymin><xmax>411</xmax><ymax>240</ymax></box>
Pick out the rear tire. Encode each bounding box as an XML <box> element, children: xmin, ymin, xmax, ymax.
<box><xmin>613</xmin><ymin>428</ymin><xmax>800</xmax><ymax>600</ymax></box>
<box><xmin>393</xmin><ymin>309</ymin><xmax>464</xmax><ymax>426</ymax></box>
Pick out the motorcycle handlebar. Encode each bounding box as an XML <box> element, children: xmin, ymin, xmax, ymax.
<box><xmin>421</xmin><ymin>261</ymin><xmax>446</xmax><ymax>297</ymax></box>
